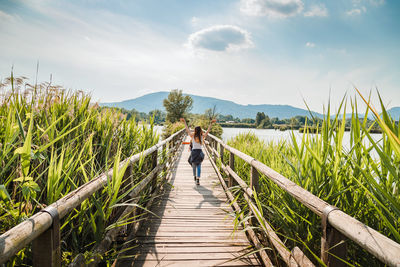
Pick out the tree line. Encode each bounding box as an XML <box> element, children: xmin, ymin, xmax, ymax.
<box><xmin>105</xmin><ymin>91</ymin><xmax>384</xmax><ymax>134</ymax></box>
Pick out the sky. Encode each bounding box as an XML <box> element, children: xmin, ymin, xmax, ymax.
<box><xmin>0</xmin><ymin>0</ymin><xmax>399</xmax><ymax>112</ymax></box>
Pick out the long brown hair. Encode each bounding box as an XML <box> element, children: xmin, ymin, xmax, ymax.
<box><xmin>194</xmin><ymin>126</ymin><xmax>202</xmax><ymax>144</ymax></box>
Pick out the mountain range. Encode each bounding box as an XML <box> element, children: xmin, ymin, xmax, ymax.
<box><xmin>101</xmin><ymin>92</ymin><xmax>400</xmax><ymax>120</ymax></box>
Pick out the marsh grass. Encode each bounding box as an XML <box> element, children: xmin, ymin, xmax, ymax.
<box><xmin>0</xmin><ymin>75</ymin><xmax>159</xmax><ymax>265</ymax></box>
<box><xmin>224</xmin><ymin>95</ymin><xmax>399</xmax><ymax>266</ymax></box>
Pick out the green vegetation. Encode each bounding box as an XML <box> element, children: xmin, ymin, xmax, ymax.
<box><xmin>218</xmin><ymin>122</ymin><xmax>256</xmax><ymax>128</ymax></box>
<box><xmin>163</xmin><ymin>89</ymin><xmax>193</xmax><ymax>123</ymax></box>
<box><xmin>162</xmin><ymin>121</ymin><xmax>185</xmax><ymax>139</ymax></box>
<box><xmin>162</xmin><ymin>91</ymin><xmax>222</xmax><ymax>139</ymax></box>
<box><xmin>162</xmin><ymin>113</ymin><xmax>223</xmax><ymax>139</ymax></box>
<box><xmin>222</xmin><ymin>96</ymin><xmax>399</xmax><ymax>266</ymax></box>
<box><xmin>191</xmin><ymin>117</ymin><xmax>222</xmax><ymax>138</ymax></box>
<box><xmin>117</xmin><ymin>107</ymin><xmax>166</xmax><ymax>124</ymax></box>
<box><xmin>190</xmin><ymin>106</ymin><xmax>223</xmax><ymax>138</ymax></box>
<box><xmin>0</xmin><ymin>75</ymin><xmax>159</xmax><ymax>265</ymax></box>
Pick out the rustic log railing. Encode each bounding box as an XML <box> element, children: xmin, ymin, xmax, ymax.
<box><xmin>204</xmin><ymin>133</ymin><xmax>400</xmax><ymax>267</ymax></box>
<box><xmin>0</xmin><ymin>128</ymin><xmax>186</xmax><ymax>266</ymax></box>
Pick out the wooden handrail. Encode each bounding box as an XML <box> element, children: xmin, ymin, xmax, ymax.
<box><xmin>205</xmin><ymin>133</ymin><xmax>400</xmax><ymax>267</ymax></box>
<box><xmin>205</xmin><ymin>140</ymin><xmax>309</xmax><ymax>266</ymax></box>
<box><xmin>0</xmin><ymin>129</ymin><xmax>186</xmax><ymax>264</ymax></box>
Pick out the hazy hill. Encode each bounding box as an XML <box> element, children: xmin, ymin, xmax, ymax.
<box><xmin>388</xmin><ymin>107</ymin><xmax>400</xmax><ymax>119</ymax></box>
<box><xmin>101</xmin><ymin>92</ymin><xmax>323</xmax><ymax>119</ymax></box>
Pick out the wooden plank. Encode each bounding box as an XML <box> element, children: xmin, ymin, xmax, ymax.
<box><xmin>136</xmin><ymin>243</ymin><xmax>253</xmax><ymax>248</ymax></box>
<box><xmin>147</xmin><ymin>226</ymin><xmax>239</xmax><ymax>231</ymax></box>
<box><xmin>145</xmin><ymin>218</ymin><xmax>237</xmax><ymax>223</ymax></box>
<box><xmin>153</xmin><ymin>209</ymin><xmax>232</xmax><ymax>214</ymax></box>
<box><xmin>292</xmin><ymin>246</ymin><xmax>315</xmax><ymax>267</ymax></box>
<box><xmin>117</xmin><ymin>137</ymin><xmax>260</xmax><ymax>267</ymax></box>
<box><xmin>155</xmin><ymin>207</ymin><xmax>232</xmax><ymax>211</ymax></box>
<box><xmin>147</xmin><ymin>219</ymin><xmax>236</xmax><ymax>224</ymax></box>
<box><xmin>130</xmin><ymin>260</ymin><xmax>262</xmax><ymax>267</ymax></box>
<box><xmin>141</xmin><ymin>230</ymin><xmax>241</xmax><ymax>235</ymax></box>
<box><xmin>136</xmin><ymin>232</ymin><xmax>249</xmax><ymax>238</ymax></box>
<box><xmin>146</xmin><ymin>225</ymin><xmax>239</xmax><ymax>230</ymax></box>
<box><xmin>151</xmin><ymin>210</ymin><xmax>230</xmax><ymax>215</ymax></box>
<box><xmin>135</xmin><ymin>252</ymin><xmax>261</xmax><ymax>262</ymax></box>
<box><xmin>134</xmin><ymin>246</ymin><xmax>254</xmax><ymax>253</ymax></box>
<box><xmin>204</xmin><ymin>142</ymin><xmax>273</xmax><ymax>267</ymax></box>
<box><xmin>135</xmin><ymin>240</ymin><xmax>252</xmax><ymax>245</ymax></box>
<box><xmin>152</xmin><ymin>206</ymin><xmax>230</xmax><ymax>210</ymax></box>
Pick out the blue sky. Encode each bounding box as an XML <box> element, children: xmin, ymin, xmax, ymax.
<box><xmin>0</xmin><ymin>0</ymin><xmax>399</xmax><ymax>112</ymax></box>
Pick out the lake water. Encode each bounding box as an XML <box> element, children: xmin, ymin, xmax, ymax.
<box><xmin>221</xmin><ymin>127</ymin><xmax>383</xmax><ymax>151</ymax></box>
<box><xmin>222</xmin><ymin>128</ymin><xmax>296</xmax><ymax>143</ymax></box>
<box><xmin>154</xmin><ymin>125</ymin><xmax>382</xmax><ymax>152</ymax></box>
<box><xmin>154</xmin><ymin>125</ymin><xmax>164</xmax><ymax>138</ymax></box>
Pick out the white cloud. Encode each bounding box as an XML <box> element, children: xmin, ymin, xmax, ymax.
<box><xmin>0</xmin><ymin>10</ymin><xmax>19</xmax><ymax>22</ymax></box>
<box><xmin>306</xmin><ymin>42</ymin><xmax>315</xmax><ymax>48</ymax></box>
<box><xmin>347</xmin><ymin>0</ymin><xmax>383</xmax><ymax>16</ymax></box>
<box><xmin>186</xmin><ymin>25</ymin><xmax>253</xmax><ymax>52</ymax></box>
<box><xmin>240</xmin><ymin>0</ymin><xmax>304</xmax><ymax>18</ymax></box>
<box><xmin>368</xmin><ymin>0</ymin><xmax>384</xmax><ymax>6</ymax></box>
<box><xmin>1</xmin><ymin>0</ymin><xmax>398</xmax><ymax>112</ymax></box>
<box><xmin>346</xmin><ymin>6</ymin><xmax>366</xmax><ymax>15</ymax></box>
<box><xmin>304</xmin><ymin>4</ymin><xmax>328</xmax><ymax>17</ymax></box>
<box><xmin>0</xmin><ymin>3</ymin><xmax>196</xmax><ymax>98</ymax></box>
<box><xmin>191</xmin><ymin>16</ymin><xmax>199</xmax><ymax>26</ymax></box>
<box><xmin>352</xmin><ymin>0</ymin><xmax>384</xmax><ymax>5</ymax></box>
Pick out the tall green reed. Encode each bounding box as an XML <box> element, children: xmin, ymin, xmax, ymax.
<box><xmin>225</xmin><ymin>95</ymin><xmax>399</xmax><ymax>266</ymax></box>
<box><xmin>0</xmin><ymin>75</ymin><xmax>159</xmax><ymax>265</ymax></box>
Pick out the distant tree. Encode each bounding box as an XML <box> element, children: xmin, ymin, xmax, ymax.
<box><xmin>271</xmin><ymin>117</ymin><xmax>279</xmax><ymax>124</ymax></box>
<box><xmin>255</xmin><ymin>112</ymin><xmax>265</xmax><ymax>126</ymax></box>
<box><xmin>241</xmin><ymin>118</ymin><xmax>255</xmax><ymax>124</ymax></box>
<box><xmin>204</xmin><ymin>105</ymin><xmax>218</xmax><ymax>120</ymax></box>
<box><xmin>120</xmin><ymin>108</ymin><xmax>147</xmax><ymax>122</ymax></box>
<box><xmin>264</xmin><ymin>116</ymin><xmax>271</xmax><ymax>126</ymax></box>
<box><xmin>295</xmin><ymin>115</ymin><xmax>306</xmax><ymax>124</ymax></box>
<box><xmin>149</xmin><ymin>109</ymin><xmax>165</xmax><ymax>124</ymax></box>
<box><xmin>226</xmin><ymin>114</ymin><xmax>234</xmax><ymax>121</ymax></box>
<box><xmin>163</xmin><ymin>89</ymin><xmax>193</xmax><ymax>123</ymax></box>
<box><xmin>258</xmin><ymin>116</ymin><xmax>271</xmax><ymax>129</ymax></box>
<box><xmin>218</xmin><ymin>114</ymin><xmax>236</xmax><ymax>122</ymax></box>
<box><xmin>290</xmin><ymin>117</ymin><xmax>299</xmax><ymax>127</ymax></box>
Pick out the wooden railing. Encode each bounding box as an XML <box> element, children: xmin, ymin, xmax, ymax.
<box><xmin>0</xmin><ymin>128</ymin><xmax>186</xmax><ymax>266</ymax></box>
<box><xmin>204</xmin><ymin>133</ymin><xmax>400</xmax><ymax>267</ymax></box>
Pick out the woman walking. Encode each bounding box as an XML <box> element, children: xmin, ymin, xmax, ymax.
<box><xmin>180</xmin><ymin>118</ymin><xmax>216</xmax><ymax>185</ymax></box>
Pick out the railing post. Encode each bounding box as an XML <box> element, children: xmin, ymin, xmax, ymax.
<box><xmin>162</xmin><ymin>144</ymin><xmax>167</xmax><ymax>175</ymax></box>
<box><xmin>123</xmin><ymin>163</ymin><xmax>133</xmax><ymax>197</ymax></box>
<box><xmin>151</xmin><ymin>149</ymin><xmax>158</xmax><ymax>191</ymax></box>
<box><xmin>228</xmin><ymin>152</ymin><xmax>235</xmax><ymax>188</ymax></box>
<box><xmin>32</xmin><ymin>207</ymin><xmax>61</xmax><ymax>267</ymax></box>
<box><xmin>168</xmin><ymin>139</ymin><xmax>172</xmax><ymax>167</ymax></box>
<box><xmin>169</xmin><ymin>136</ymin><xmax>175</xmax><ymax>167</ymax></box>
<box><xmin>173</xmin><ymin>135</ymin><xmax>177</xmax><ymax>152</ymax></box>
<box><xmin>250</xmin><ymin>165</ymin><xmax>260</xmax><ymax>227</ymax></box>
<box><xmin>250</xmin><ymin>165</ymin><xmax>259</xmax><ymax>193</ymax></box>
<box><xmin>220</xmin><ymin>143</ymin><xmax>224</xmax><ymax>164</ymax></box>
<box><xmin>321</xmin><ymin>206</ymin><xmax>347</xmax><ymax>267</ymax></box>
<box><xmin>212</xmin><ymin>140</ymin><xmax>217</xmax><ymax>161</ymax></box>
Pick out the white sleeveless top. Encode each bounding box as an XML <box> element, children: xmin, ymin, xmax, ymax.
<box><xmin>192</xmin><ymin>137</ymin><xmax>202</xmax><ymax>149</ymax></box>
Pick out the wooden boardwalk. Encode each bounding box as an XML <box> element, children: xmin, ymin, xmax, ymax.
<box><xmin>117</xmin><ymin>137</ymin><xmax>261</xmax><ymax>267</ymax></box>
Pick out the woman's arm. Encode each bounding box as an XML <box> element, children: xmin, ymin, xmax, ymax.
<box><xmin>203</xmin><ymin>119</ymin><xmax>216</xmax><ymax>139</ymax></box>
<box><xmin>180</xmin><ymin>118</ymin><xmax>193</xmax><ymax>137</ymax></box>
